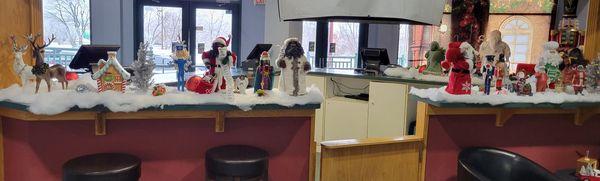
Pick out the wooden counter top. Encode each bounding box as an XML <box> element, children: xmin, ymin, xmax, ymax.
<box><xmin>308</xmin><ymin>68</ymin><xmax>447</xmax><ymax>86</ymax></box>
<box><xmin>414</xmin><ymin>98</ymin><xmax>600</xmax><ymax>127</ymax></box>
<box><xmin>0</xmin><ymin>101</ymin><xmax>320</xmax><ymax>135</ymax></box>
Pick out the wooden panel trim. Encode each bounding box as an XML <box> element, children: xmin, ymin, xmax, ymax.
<box><xmin>0</xmin><ymin>117</ymin><xmax>4</xmax><ymax>181</ymax></box>
<box><xmin>95</xmin><ymin>113</ymin><xmax>106</xmax><ymax>136</ymax></box>
<box><xmin>225</xmin><ymin>109</ymin><xmax>315</xmax><ymax>118</ymax></box>
<box><xmin>417</xmin><ymin>101</ymin><xmax>430</xmax><ymax>181</ymax></box>
<box><xmin>0</xmin><ymin>108</ymin><xmax>316</xmax><ymax>122</ymax></box>
<box><xmin>106</xmin><ymin>111</ymin><xmax>215</xmax><ymax>120</ymax></box>
<box><xmin>215</xmin><ymin>111</ymin><xmax>225</xmax><ymax>132</ymax></box>
<box><xmin>584</xmin><ymin>0</ymin><xmax>600</xmax><ymax>60</ymax></box>
<box><xmin>309</xmin><ymin>114</ymin><xmax>316</xmax><ymax>181</ymax></box>
<box><xmin>320</xmin><ymin>136</ymin><xmax>423</xmax><ymax>149</ymax></box>
<box><xmin>424</xmin><ymin>104</ymin><xmax>600</xmax><ymax>127</ymax></box>
<box><xmin>320</xmin><ymin>141</ymin><xmax>422</xmax><ymax>181</ymax></box>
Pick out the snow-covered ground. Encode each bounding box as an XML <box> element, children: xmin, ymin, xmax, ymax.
<box><xmin>410</xmin><ymin>87</ymin><xmax>600</xmax><ymax>105</ymax></box>
<box><xmin>0</xmin><ymin>73</ymin><xmax>324</xmax><ymax>115</ymax></box>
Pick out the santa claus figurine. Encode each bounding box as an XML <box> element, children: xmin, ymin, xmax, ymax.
<box><xmin>441</xmin><ymin>42</ymin><xmax>475</xmax><ymax>95</ymax></box>
<box><xmin>535</xmin><ymin>41</ymin><xmax>562</xmax><ymax>89</ymax></box>
<box><xmin>572</xmin><ymin>65</ymin><xmax>586</xmax><ymax>95</ymax></box>
<box><xmin>277</xmin><ymin>38</ymin><xmax>311</xmax><ymax>96</ymax></box>
<box><xmin>202</xmin><ymin>36</ymin><xmax>237</xmax><ymax>91</ymax></box>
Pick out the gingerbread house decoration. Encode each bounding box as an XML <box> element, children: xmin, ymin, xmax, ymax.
<box><xmin>92</xmin><ymin>51</ymin><xmax>131</xmax><ymax>92</ymax></box>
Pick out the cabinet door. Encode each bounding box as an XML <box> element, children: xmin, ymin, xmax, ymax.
<box><xmin>368</xmin><ymin>82</ymin><xmax>408</xmax><ymax>137</ymax></box>
<box><xmin>323</xmin><ymin>97</ymin><xmax>368</xmax><ymax>140</ymax></box>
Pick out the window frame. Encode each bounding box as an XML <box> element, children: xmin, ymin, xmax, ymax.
<box><xmin>500</xmin><ymin>16</ymin><xmax>534</xmax><ymax>66</ymax></box>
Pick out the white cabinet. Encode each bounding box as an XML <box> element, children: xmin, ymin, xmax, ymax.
<box><xmin>368</xmin><ymin>82</ymin><xmax>408</xmax><ymax>138</ymax></box>
<box><xmin>306</xmin><ymin>75</ymin><xmax>326</xmax><ymax>150</ymax></box>
<box><xmin>323</xmin><ymin>97</ymin><xmax>369</xmax><ymax>140</ymax></box>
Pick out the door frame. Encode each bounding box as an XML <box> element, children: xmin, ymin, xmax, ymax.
<box><xmin>134</xmin><ymin>0</ymin><xmax>240</xmax><ymax>67</ymax></box>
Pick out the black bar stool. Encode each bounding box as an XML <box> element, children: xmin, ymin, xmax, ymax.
<box><xmin>205</xmin><ymin>145</ymin><xmax>269</xmax><ymax>181</ymax></box>
<box><xmin>63</xmin><ymin>153</ymin><xmax>141</xmax><ymax>181</ymax></box>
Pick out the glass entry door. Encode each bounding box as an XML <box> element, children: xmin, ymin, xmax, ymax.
<box><xmin>194</xmin><ymin>8</ymin><xmax>233</xmax><ymax>66</ymax></box>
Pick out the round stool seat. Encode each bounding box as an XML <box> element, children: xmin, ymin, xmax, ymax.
<box><xmin>206</xmin><ymin>145</ymin><xmax>269</xmax><ymax>177</ymax></box>
<box><xmin>63</xmin><ymin>153</ymin><xmax>141</xmax><ymax>181</ymax></box>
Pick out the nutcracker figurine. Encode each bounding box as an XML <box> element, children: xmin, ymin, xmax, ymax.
<box><xmin>572</xmin><ymin>65</ymin><xmax>586</xmax><ymax>95</ymax></box>
<box><xmin>494</xmin><ymin>54</ymin><xmax>507</xmax><ymax>93</ymax></box>
<box><xmin>171</xmin><ymin>43</ymin><xmax>191</xmax><ymax>91</ymax></box>
<box><xmin>254</xmin><ymin>51</ymin><xmax>275</xmax><ymax>95</ymax></box>
<box><xmin>483</xmin><ymin>55</ymin><xmax>495</xmax><ymax>95</ymax></box>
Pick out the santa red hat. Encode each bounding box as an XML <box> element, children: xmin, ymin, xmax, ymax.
<box><xmin>213</xmin><ymin>36</ymin><xmax>231</xmax><ymax>46</ymax></box>
<box><xmin>442</xmin><ymin>42</ymin><xmax>463</xmax><ymax>69</ymax></box>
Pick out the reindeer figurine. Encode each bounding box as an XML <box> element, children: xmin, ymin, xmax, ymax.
<box><xmin>10</xmin><ymin>35</ymin><xmax>35</xmax><ymax>86</ymax></box>
<box><xmin>26</xmin><ymin>34</ymin><xmax>68</xmax><ymax>93</ymax></box>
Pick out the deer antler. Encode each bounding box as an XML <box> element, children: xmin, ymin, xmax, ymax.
<box><xmin>25</xmin><ymin>33</ymin><xmax>54</xmax><ymax>49</ymax></box>
<box><xmin>25</xmin><ymin>34</ymin><xmax>39</xmax><ymax>49</ymax></box>
<box><xmin>10</xmin><ymin>35</ymin><xmax>28</xmax><ymax>53</ymax></box>
<box><xmin>40</xmin><ymin>34</ymin><xmax>56</xmax><ymax>49</ymax></box>
<box><xmin>10</xmin><ymin>35</ymin><xmax>18</xmax><ymax>52</ymax></box>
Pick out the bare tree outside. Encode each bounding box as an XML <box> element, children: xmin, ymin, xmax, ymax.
<box><xmin>331</xmin><ymin>22</ymin><xmax>359</xmax><ymax>56</ymax></box>
<box><xmin>43</xmin><ymin>0</ymin><xmax>90</xmax><ymax>47</ymax></box>
<box><xmin>328</xmin><ymin>22</ymin><xmax>360</xmax><ymax>68</ymax></box>
<box><xmin>143</xmin><ymin>6</ymin><xmax>182</xmax><ymax>54</ymax></box>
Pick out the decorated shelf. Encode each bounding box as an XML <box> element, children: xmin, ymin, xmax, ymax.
<box><xmin>308</xmin><ymin>68</ymin><xmax>448</xmax><ymax>86</ymax></box>
<box><xmin>411</xmin><ymin>87</ymin><xmax>600</xmax><ymax>127</ymax></box>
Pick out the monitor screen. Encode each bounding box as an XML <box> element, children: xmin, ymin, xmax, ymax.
<box><xmin>360</xmin><ymin>48</ymin><xmax>390</xmax><ymax>69</ymax></box>
<box><xmin>69</xmin><ymin>45</ymin><xmax>120</xmax><ymax>71</ymax></box>
<box><xmin>246</xmin><ymin>44</ymin><xmax>272</xmax><ymax>60</ymax></box>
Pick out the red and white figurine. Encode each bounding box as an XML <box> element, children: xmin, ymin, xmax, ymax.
<box><xmin>572</xmin><ymin>65</ymin><xmax>586</xmax><ymax>95</ymax></box>
<box><xmin>441</xmin><ymin>42</ymin><xmax>475</xmax><ymax>95</ymax></box>
<box><xmin>202</xmin><ymin>36</ymin><xmax>237</xmax><ymax>92</ymax></box>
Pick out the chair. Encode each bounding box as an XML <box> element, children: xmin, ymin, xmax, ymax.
<box><xmin>458</xmin><ymin>147</ymin><xmax>561</xmax><ymax>181</ymax></box>
<box><xmin>205</xmin><ymin>145</ymin><xmax>269</xmax><ymax>181</ymax></box>
<box><xmin>63</xmin><ymin>153</ymin><xmax>141</xmax><ymax>181</ymax></box>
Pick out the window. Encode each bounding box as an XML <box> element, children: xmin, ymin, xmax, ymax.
<box><xmin>398</xmin><ymin>25</ymin><xmax>437</xmax><ymax>68</ymax></box>
<box><xmin>143</xmin><ymin>6</ymin><xmax>183</xmax><ymax>74</ymax></box>
<box><xmin>500</xmin><ymin>16</ymin><xmax>532</xmax><ymax>73</ymax></box>
<box><xmin>327</xmin><ymin>22</ymin><xmax>360</xmax><ymax>69</ymax></box>
<box><xmin>43</xmin><ymin>0</ymin><xmax>91</xmax><ymax>68</ymax></box>
<box><xmin>302</xmin><ymin>21</ymin><xmax>317</xmax><ymax>67</ymax></box>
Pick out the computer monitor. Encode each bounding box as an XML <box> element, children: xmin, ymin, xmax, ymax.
<box><xmin>245</xmin><ymin>44</ymin><xmax>272</xmax><ymax>60</ymax></box>
<box><xmin>360</xmin><ymin>48</ymin><xmax>390</xmax><ymax>70</ymax></box>
<box><xmin>69</xmin><ymin>45</ymin><xmax>120</xmax><ymax>71</ymax></box>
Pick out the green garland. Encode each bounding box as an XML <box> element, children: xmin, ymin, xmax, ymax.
<box><xmin>31</xmin><ymin>63</ymin><xmax>49</xmax><ymax>75</ymax></box>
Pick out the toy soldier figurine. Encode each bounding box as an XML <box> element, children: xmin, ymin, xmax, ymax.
<box><xmin>494</xmin><ymin>54</ymin><xmax>507</xmax><ymax>94</ymax></box>
<box><xmin>254</xmin><ymin>51</ymin><xmax>274</xmax><ymax>96</ymax></box>
<box><xmin>483</xmin><ymin>55</ymin><xmax>495</xmax><ymax>95</ymax></box>
<box><xmin>171</xmin><ymin>43</ymin><xmax>191</xmax><ymax>91</ymax></box>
